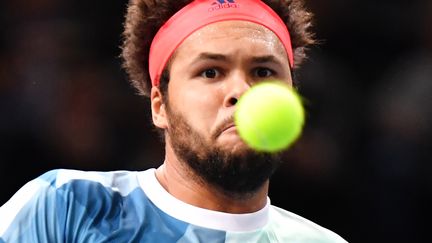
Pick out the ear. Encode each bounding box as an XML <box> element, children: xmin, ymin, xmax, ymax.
<box><xmin>150</xmin><ymin>86</ymin><xmax>168</xmax><ymax>129</ymax></box>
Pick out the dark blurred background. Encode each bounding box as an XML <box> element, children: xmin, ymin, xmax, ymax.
<box><xmin>1</xmin><ymin>0</ymin><xmax>431</xmax><ymax>242</ymax></box>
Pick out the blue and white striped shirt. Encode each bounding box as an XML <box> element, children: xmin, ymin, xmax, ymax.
<box><xmin>0</xmin><ymin>168</ymin><xmax>347</xmax><ymax>242</ymax></box>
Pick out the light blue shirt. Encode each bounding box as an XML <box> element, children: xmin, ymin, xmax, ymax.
<box><xmin>0</xmin><ymin>168</ymin><xmax>347</xmax><ymax>242</ymax></box>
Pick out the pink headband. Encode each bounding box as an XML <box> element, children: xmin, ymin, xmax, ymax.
<box><xmin>149</xmin><ymin>0</ymin><xmax>294</xmax><ymax>86</ymax></box>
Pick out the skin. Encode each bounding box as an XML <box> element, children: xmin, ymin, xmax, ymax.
<box><xmin>150</xmin><ymin>21</ymin><xmax>292</xmax><ymax>214</ymax></box>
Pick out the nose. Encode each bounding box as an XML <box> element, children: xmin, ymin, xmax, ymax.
<box><xmin>223</xmin><ymin>71</ymin><xmax>252</xmax><ymax>107</ymax></box>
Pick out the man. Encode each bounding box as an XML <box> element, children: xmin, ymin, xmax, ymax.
<box><xmin>0</xmin><ymin>0</ymin><xmax>347</xmax><ymax>242</ymax></box>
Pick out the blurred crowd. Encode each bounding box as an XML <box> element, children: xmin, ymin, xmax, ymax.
<box><xmin>1</xmin><ymin>0</ymin><xmax>431</xmax><ymax>242</ymax></box>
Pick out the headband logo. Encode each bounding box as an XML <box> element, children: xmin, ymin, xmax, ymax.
<box><xmin>209</xmin><ymin>0</ymin><xmax>239</xmax><ymax>12</ymax></box>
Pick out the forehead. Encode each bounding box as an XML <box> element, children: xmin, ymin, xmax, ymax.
<box><xmin>173</xmin><ymin>20</ymin><xmax>288</xmax><ymax>61</ymax></box>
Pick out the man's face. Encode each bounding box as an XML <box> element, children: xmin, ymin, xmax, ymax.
<box><xmin>161</xmin><ymin>21</ymin><xmax>292</xmax><ymax>195</ymax></box>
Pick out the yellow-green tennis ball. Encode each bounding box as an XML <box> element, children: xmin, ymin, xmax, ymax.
<box><xmin>234</xmin><ymin>81</ymin><xmax>305</xmax><ymax>153</ymax></box>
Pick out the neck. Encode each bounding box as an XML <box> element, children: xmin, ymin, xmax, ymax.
<box><xmin>155</xmin><ymin>143</ymin><xmax>269</xmax><ymax>214</ymax></box>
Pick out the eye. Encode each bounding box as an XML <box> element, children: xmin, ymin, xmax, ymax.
<box><xmin>201</xmin><ymin>68</ymin><xmax>219</xmax><ymax>79</ymax></box>
<box><xmin>253</xmin><ymin>67</ymin><xmax>274</xmax><ymax>78</ymax></box>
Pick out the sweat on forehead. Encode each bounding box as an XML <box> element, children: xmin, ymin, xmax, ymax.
<box><xmin>149</xmin><ymin>0</ymin><xmax>293</xmax><ymax>87</ymax></box>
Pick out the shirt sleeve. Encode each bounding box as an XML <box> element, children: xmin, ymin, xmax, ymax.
<box><xmin>0</xmin><ymin>170</ymin><xmax>63</xmax><ymax>242</ymax></box>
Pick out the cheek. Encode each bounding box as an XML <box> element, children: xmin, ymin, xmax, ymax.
<box><xmin>180</xmin><ymin>85</ymin><xmax>223</xmax><ymax>131</ymax></box>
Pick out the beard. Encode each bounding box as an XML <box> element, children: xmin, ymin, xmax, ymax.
<box><xmin>165</xmin><ymin>106</ymin><xmax>284</xmax><ymax>198</ymax></box>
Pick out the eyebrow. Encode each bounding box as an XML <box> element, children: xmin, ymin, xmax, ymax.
<box><xmin>250</xmin><ymin>55</ymin><xmax>281</xmax><ymax>64</ymax></box>
<box><xmin>190</xmin><ymin>52</ymin><xmax>283</xmax><ymax>66</ymax></box>
<box><xmin>190</xmin><ymin>52</ymin><xmax>228</xmax><ymax>65</ymax></box>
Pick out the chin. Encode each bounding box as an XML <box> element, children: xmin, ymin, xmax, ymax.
<box><xmin>217</xmin><ymin>139</ymin><xmax>252</xmax><ymax>156</ymax></box>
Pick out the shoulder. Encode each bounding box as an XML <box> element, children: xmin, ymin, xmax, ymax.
<box><xmin>1</xmin><ymin>168</ymin><xmax>148</xmax><ymax>222</ymax></box>
<box><xmin>268</xmin><ymin>205</ymin><xmax>348</xmax><ymax>243</ymax></box>
<box><xmin>0</xmin><ymin>168</ymin><xmax>153</xmax><ymax>241</ymax></box>
<box><xmin>47</xmin><ymin>169</ymin><xmax>143</xmax><ymax>195</ymax></box>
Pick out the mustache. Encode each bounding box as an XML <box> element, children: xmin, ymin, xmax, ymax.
<box><xmin>211</xmin><ymin>116</ymin><xmax>235</xmax><ymax>140</ymax></box>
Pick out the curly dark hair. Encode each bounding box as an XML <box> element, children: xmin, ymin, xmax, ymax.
<box><xmin>121</xmin><ymin>0</ymin><xmax>315</xmax><ymax>97</ymax></box>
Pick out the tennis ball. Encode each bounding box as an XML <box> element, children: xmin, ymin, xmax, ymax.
<box><xmin>234</xmin><ymin>81</ymin><xmax>305</xmax><ymax>152</ymax></box>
